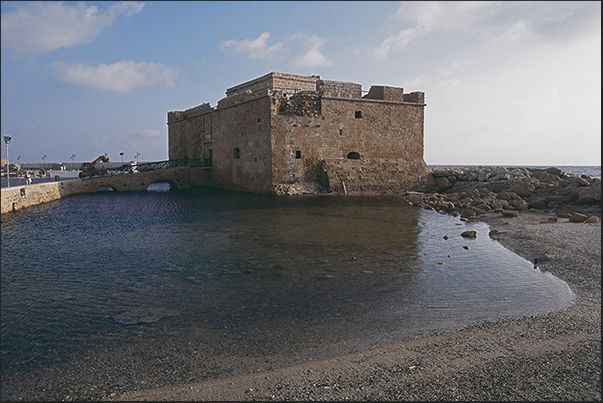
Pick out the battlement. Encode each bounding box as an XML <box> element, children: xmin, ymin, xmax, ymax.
<box><xmin>168</xmin><ymin>72</ymin><xmax>429</xmax><ymax>195</ymax></box>
<box><xmin>225</xmin><ymin>72</ymin><xmax>320</xmax><ymax>97</ymax></box>
<box><xmin>167</xmin><ymin>102</ymin><xmax>213</xmax><ymax>123</ymax></box>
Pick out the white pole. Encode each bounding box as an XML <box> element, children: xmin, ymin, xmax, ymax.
<box><xmin>3</xmin><ymin>136</ymin><xmax>11</xmax><ymax>188</ymax></box>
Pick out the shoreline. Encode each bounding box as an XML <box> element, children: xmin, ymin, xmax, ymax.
<box><xmin>108</xmin><ymin>210</ymin><xmax>601</xmax><ymax>401</ymax></box>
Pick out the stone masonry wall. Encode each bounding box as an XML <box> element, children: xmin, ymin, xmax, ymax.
<box><xmin>168</xmin><ymin>72</ymin><xmax>429</xmax><ymax>196</ymax></box>
<box><xmin>1</xmin><ymin>167</ymin><xmax>211</xmax><ymax>214</ymax></box>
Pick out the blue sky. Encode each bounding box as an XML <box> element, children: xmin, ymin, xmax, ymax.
<box><xmin>1</xmin><ymin>1</ymin><xmax>600</xmax><ymax>166</ymax></box>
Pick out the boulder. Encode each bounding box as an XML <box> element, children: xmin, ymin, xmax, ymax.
<box><xmin>568</xmin><ymin>213</ymin><xmax>588</xmax><ymax>222</ymax></box>
<box><xmin>461</xmin><ymin>230</ymin><xmax>477</xmax><ymax>238</ymax></box>
<box><xmin>435</xmin><ymin>176</ymin><xmax>452</xmax><ymax>189</ymax></box>
<box><xmin>508</xmin><ymin>181</ymin><xmax>536</xmax><ymax>198</ymax></box>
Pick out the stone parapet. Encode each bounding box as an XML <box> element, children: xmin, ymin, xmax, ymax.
<box><xmin>1</xmin><ymin>167</ymin><xmax>213</xmax><ymax>214</ymax></box>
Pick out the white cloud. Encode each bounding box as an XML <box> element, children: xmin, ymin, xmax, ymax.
<box><xmin>393</xmin><ymin>1</ymin><xmax>494</xmax><ymax>33</ymax></box>
<box><xmin>219</xmin><ymin>32</ymin><xmax>285</xmax><ymax>59</ymax></box>
<box><xmin>373</xmin><ymin>1</ymin><xmax>601</xmax><ymax>59</ymax></box>
<box><xmin>373</xmin><ymin>1</ymin><xmax>493</xmax><ymax>59</ymax></box>
<box><xmin>56</xmin><ymin>60</ymin><xmax>178</xmax><ymax>93</ymax></box>
<box><xmin>372</xmin><ymin>27</ymin><xmax>419</xmax><ymax>60</ymax></box>
<box><xmin>292</xmin><ymin>34</ymin><xmax>332</xmax><ymax>68</ymax></box>
<box><xmin>1</xmin><ymin>1</ymin><xmax>145</xmax><ymax>57</ymax></box>
<box><xmin>140</xmin><ymin>129</ymin><xmax>160</xmax><ymax>137</ymax></box>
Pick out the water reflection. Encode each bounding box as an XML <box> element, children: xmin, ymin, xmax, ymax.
<box><xmin>0</xmin><ymin>189</ymin><xmax>575</xmax><ymax>401</ymax></box>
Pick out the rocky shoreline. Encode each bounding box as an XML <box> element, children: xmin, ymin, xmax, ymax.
<box><xmin>406</xmin><ymin>165</ymin><xmax>601</xmax><ymax>222</ymax></box>
<box><xmin>108</xmin><ymin>165</ymin><xmax>600</xmax><ymax>401</ymax></box>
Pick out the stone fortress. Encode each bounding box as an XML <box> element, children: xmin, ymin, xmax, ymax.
<box><xmin>167</xmin><ymin>72</ymin><xmax>434</xmax><ymax>195</ymax></box>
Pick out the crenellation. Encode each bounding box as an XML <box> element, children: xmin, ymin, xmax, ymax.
<box><xmin>317</xmin><ymin>79</ymin><xmax>362</xmax><ymax>99</ymax></box>
<box><xmin>168</xmin><ymin>72</ymin><xmax>433</xmax><ymax>195</ymax></box>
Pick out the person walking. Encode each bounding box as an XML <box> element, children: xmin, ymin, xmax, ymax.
<box><xmin>25</xmin><ymin>171</ymin><xmax>32</xmax><ymax>185</ymax></box>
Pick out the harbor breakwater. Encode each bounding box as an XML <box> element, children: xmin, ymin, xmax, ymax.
<box><xmin>404</xmin><ymin>166</ymin><xmax>601</xmax><ymax>222</ymax></box>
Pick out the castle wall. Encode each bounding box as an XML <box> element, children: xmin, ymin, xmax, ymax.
<box><xmin>167</xmin><ymin>72</ymin><xmax>431</xmax><ymax>196</ymax></box>
<box><xmin>270</xmin><ymin>92</ymin><xmax>429</xmax><ymax>193</ymax></box>
<box><xmin>226</xmin><ymin>72</ymin><xmax>318</xmax><ymax>96</ymax></box>
<box><xmin>167</xmin><ymin>103</ymin><xmax>213</xmax><ymax>162</ymax></box>
<box><xmin>209</xmin><ymin>96</ymin><xmax>274</xmax><ymax>193</ymax></box>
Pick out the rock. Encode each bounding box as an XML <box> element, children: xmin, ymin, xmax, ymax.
<box><xmin>585</xmin><ymin>216</ymin><xmax>601</xmax><ymax>224</ymax></box>
<box><xmin>463</xmin><ymin>245</ymin><xmax>470</xmax><ymax>249</ymax></box>
<box><xmin>569</xmin><ymin>213</ymin><xmax>588</xmax><ymax>222</ymax></box>
<box><xmin>435</xmin><ymin>176</ymin><xmax>451</xmax><ymax>189</ymax></box>
<box><xmin>544</xmin><ymin>167</ymin><xmax>564</xmax><ymax>176</ymax></box>
<box><xmin>489</xmin><ymin>229</ymin><xmax>502</xmax><ymax>237</ymax></box>
<box><xmin>501</xmin><ymin>210</ymin><xmax>519</xmax><ymax>217</ymax></box>
<box><xmin>461</xmin><ymin>230</ymin><xmax>477</xmax><ymax>238</ymax></box>
<box><xmin>557</xmin><ymin>212</ymin><xmax>572</xmax><ymax>218</ymax></box>
<box><xmin>537</xmin><ymin>253</ymin><xmax>551</xmax><ymax>262</ymax></box>
<box><xmin>508</xmin><ymin>181</ymin><xmax>536</xmax><ymax>198</ymax></box>
<box><xmin>496</xmin><ymin>191</ymin><xmax>515</xmax><ymax>201</ymax></box>
<box><xmin>443</xmin><ymin>235</ymin><xmax>449</xmax><ymax>240</ymax></box>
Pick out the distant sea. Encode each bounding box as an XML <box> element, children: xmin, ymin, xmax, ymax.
<box><xmin>429</xmin><ymin>165</ymin><xmax>601</xmax><ymax>180</ymax></box>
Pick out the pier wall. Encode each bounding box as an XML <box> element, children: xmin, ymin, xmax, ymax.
<box><xmin>1</xmin><ymin>167</ymin><xmax>212</xmax><ymax>214</ymax></box>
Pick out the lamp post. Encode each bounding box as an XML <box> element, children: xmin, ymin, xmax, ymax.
<box><xmin>3</xmin><ymin>136</ymin><xmax>12</xmax><ymax>187</ymax></box>
<box><xmin>71</xmin><ymin>154</ymin><xmax>76</xmax><ymax>171</ymax></box>
<box><xmin>134</xmin><ymin>152</ymin><xmax>140</xmax><ymax>165</ymax></box>
<box><xmin>120</xmin><ymin>152</ymin><xmax>124</xmax><ymax>165</ymax></box>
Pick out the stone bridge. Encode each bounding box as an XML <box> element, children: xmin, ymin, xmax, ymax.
<box><xmin>1</xmin><ymin>166</ymin><xmax>213</xmax><ymax>214</ymax></box>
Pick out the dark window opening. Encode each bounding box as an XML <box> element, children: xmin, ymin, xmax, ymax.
<box><xmin>339</xmin><ymin>129</ymin><xmax>343</xmax><ymax>136</ymax></box>
<box><xmin>347</xmin><ymin>152</ymin><xmax>361</xmax><ymax>160</ymax></box>
<box><xmin>233</xmin><ymin>147</ymin><xmax>240</xmax><ymax>159</ymax></box>
<box><xmin>355</xmin><ymin>111</ymin><xmax>362</xmax><ymax>118</ymax></box>
<box><xmin>254</xmin><ymin>157</ymin><xmax>258</xmax><ymax>162</ymax></box>
<box><xmin>257</xmin><ymin>118</ymin><xmax>261</xmax><ymax>122</ymax></box>
<box><xmin>295</xmin><ymin>150</ymin><xmax>302</xmax><ymax>159</ymax></box>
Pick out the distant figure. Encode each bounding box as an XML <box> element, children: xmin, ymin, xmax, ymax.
<box><xmin>46</xmin><ymin>169</ymin><xmax>51</xmax><ymax>178</ymax></box>
<box><xmin>25</xmin><ymin>171</ymin><xmax>32</xmax><ymax>185</ymax></box>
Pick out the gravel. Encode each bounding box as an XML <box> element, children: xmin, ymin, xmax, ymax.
<box><xmin>109</xmin><ymin>210</ymin><xmax>601</xmax><ymax>401</ymax></box>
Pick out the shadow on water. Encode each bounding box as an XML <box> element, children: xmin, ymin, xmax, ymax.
<box><xmin>0</xmin><ymin>188</ymin><xmax>575</xmax><ymax>400</ymax></box>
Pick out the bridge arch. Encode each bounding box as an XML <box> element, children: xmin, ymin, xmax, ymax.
<box><xmin>96</xmin><ymin>186</ymin><xmax>117</xmax><ymax>192</ymax></box>
<box><xmin>146</xmin><ymin>180</ymin><xmax>176</xmax><ymax>192</ymax></box>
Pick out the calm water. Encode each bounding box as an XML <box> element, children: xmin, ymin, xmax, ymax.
<box><xmin>1</xmin><ymin>188</ymin><xmax>576</xmax><ymax>400</ymax></box>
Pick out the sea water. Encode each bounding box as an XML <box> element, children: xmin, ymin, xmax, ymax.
<box><xmin>1</xmin><ymin>187</ymin><xmax>576</xmax><ymax>400</ymax></box>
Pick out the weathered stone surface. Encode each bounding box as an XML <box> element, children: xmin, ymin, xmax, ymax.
<box><xmin>569</xmin><ymin>213</ymin><xmax>588</xmax><ymax>222</ymax></box>
<box><xmin>410</xmin><ymin>166</ymin><xmax>600</xmax><ymax>221</ymax></box>
<box><xmin>1</xmin><ymin>167</ymin><xmax>210</xmax><ymax>214</ymax></box>
<box><xmin>461</xmin><ymin>230</ymin><xmax>477</xmax><ymax>238</ymax></box>
<box><xmin>168</xmin><ymin>72</ymin><xmax>430</xmax><ymax>195</ymax></box>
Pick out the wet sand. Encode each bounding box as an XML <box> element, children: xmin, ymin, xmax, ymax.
<box><xmin>108</xmin><ymin>210</ymin><xmax>601</xmax><ymax>401</ymax></box>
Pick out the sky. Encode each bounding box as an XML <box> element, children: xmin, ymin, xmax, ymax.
<box><xmin>1</xmin><ymin>1</ymin><xmax>601</xmax><ymax>166</ymax></box>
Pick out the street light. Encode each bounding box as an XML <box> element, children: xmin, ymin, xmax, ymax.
<box><xmin>3</xmin><ymin>136</ymin><xmax>12</xmax><ymax>187</ymax></box>
<box><xmin>120</xmin><ymin>152</ymin><xmax>124</xmax><ymax>165</ymax></box>
<box><xmin>71</xmin><ymin>154</ymin><xmax>76</xmax><ymax>170</ymax></box>
<box><xmin>134</xmin><ymin>152</ymin><xmax>140</xmax><ymax>165</ymax></box>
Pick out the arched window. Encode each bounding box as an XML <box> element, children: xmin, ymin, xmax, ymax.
<box><xmin>347</xmin><ymin>152</ymin><xmax>361</xmax><ymax>160</ymax></box>
<box><xmin>233</xmin><ymin>147</ymin><xmax>240</xmax><ymax>159</ymax></box>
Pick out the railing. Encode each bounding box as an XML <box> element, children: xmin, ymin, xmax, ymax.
<box><xmin>81</xmin><ymin>157</ymin><xmax>211</xmax><ymax>179</ymax></box>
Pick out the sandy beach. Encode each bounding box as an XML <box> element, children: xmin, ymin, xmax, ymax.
<box><xmin>108</xmin><ymin>209</ymin><xmax>601</xmax><ymax>401</ymax></box>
